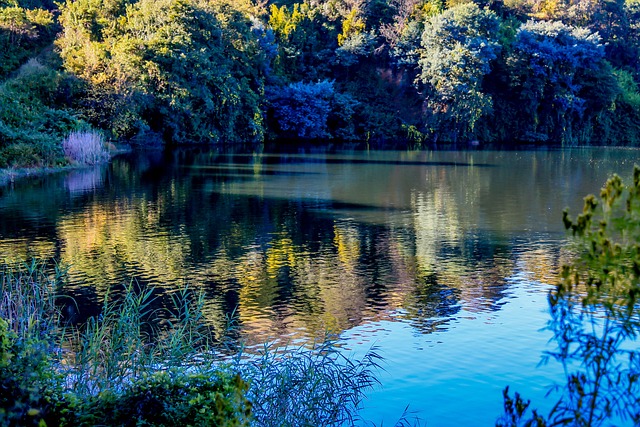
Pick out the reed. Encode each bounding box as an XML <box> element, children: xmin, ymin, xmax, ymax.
<box><xmin>233</xmin><ymin>338</ymin><xmax>383</xmax><ymax>427</ymax></box>
<box><xmin>0</xmin><ymin>259</ymin><xmax>62</xmax><ymax>342</ymax></box>
<box><xmin>62</xmin><ymin>130</ymin><xmax>110</xmax><ymax>165</ymax></box>
<box><xmin>64</xmin><ymin>281</ymin><xmax>226</xmax><ymax>397</ymax></box>
<box><xmin>1</xmin><ymin>260</ymin><xmax>418</xmax><ymax>426</ymax></box>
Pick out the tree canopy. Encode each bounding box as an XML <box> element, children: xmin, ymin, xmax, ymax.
<box><xmin>1</xmin><ymin>0</ymin><xmax>640</xmax><ymax>165</ymax></box>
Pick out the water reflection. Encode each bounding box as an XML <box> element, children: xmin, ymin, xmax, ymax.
<box><xmin>0</xmin><ymin>148</ymin><xmax>638</xmax><ymax>347</ymax></box>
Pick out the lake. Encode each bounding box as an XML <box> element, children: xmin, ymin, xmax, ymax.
<box><xmin>1</xmin><ymin>147</ymin><xmax>638</xmax><ymax>425</ymax></box>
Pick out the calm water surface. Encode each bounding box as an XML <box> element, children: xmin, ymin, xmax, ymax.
<box><xmin>1</xmin><ymin>147</ymin><xmax>639</xmax><ymax>425</ymax></box>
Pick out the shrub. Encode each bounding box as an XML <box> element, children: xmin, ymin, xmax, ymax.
<box><xmin>498</xmin><ymin>166</ymin><xmax>640</xmax><ymax>426</ymax></box>
<box><xmin>268</xmin><ymin>80</ymin><xmax>335</xmax><ymax>140</ymax></box>
<box><xmin>267</xmin><ymin>80</ymin><xmax>360</xmax><ymax>141</ymax></box>
<box><xmin>62</xmin><ymin>130</ymin><xmax>109</xmax><ymax>165</ymax></box>
<box><xmin>0</xmin><ymin>143</ymin><xmax>40</xmax><ymax>167</ymax></box>
<box><xmin>76</xmin><ymin>371</ymin><xmax>251</xmax><ymax>427</ymax></box>
<box><xmin>0</xmin><ymin>62</ymin><xmax>86</xmax><ymax>167</ymax></box>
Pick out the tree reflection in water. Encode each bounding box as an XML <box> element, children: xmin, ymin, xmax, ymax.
<box><xmin>0</xmin><ymin>147</ymin><xmax>635</xmax><ymax>348</ymax></box>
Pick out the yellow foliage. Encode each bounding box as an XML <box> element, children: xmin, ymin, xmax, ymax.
<box><xmin>445</xmin><ymin>0</ymin><xmax>473</xmax><ymax>9</ymax></box>
<box><xmin>534</xmin><ymin>0</ymin><xmax>561</xmax><ymax>19</ymax></box>
<box><xmin>417</xmin><ymin>1</ymin><xmax>445</xmax><ymax>19</ymax></box>
<box><xmin>268</xmin><ymin>3</ymin><xmax>307</xmax><ymax>39</ymax></box>
<box><xmin>25</xmin><ymin>8</ymin><xmax>53</xmax><ymax>27</ymax></box>
<box><xmin>337</xmin><ymin>8</ymin><xmax>365</xmax><ymax>46</ymax></box>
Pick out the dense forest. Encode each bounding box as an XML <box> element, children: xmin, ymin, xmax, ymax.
<box><xmin>1</xmin><ymin>0</ymin><xmax>640</xmax><ymax>166</ymax></box>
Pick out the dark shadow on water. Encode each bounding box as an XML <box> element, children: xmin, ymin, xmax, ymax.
<box><xmin>311</xmin><ymin>201</ymin><xmax>406</xmax><ymax>212</ymax></box>
<box><xmin>250</xmin><ymin>156</ymin><xmax>496</xmax><ymax>168</ymax></box>
<box><xmin>183</xmin><ymin>166</ymin><xmax>322</xmax><ymax>177</ymax></box>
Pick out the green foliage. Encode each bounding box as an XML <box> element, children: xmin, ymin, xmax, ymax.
<box><xmin>335</xmin><ymin>30</ymin><xmax>375</xmax><ymax>66</ymax></box>
<box><xmin>551</xmin><ymin>169</ymin><xmax>640</xmax><ymax>425</ymax></box>
<box><xmin>594</xmin><ymin>68</ymin><xmax>640</xmax><ymax>145</ymax></box>
<box><xmin>418</xmin><ymin>2</ymin><xmax>501</xmax><ymax>142</ymax></box>
<box><xmin>0</xmin><ymin>5</ymin><xmax>55</xmax><ymax>77</ymax></box>
<box><xmin>498</xmin><ymin>166</ymin><xmax>640</xmax><ymax>426</ymax></box>
<box><xmin>267</xmin><ymin>2</ymin><xmax>340</xmax><ymax>82</ymax></box>
<box><xmin>56</xmin><ymin>0</ymin><xmax>267</xmax><ymax>144</ymax></box>
<box><xmin>0</xmin><ymin>318</ymin><xmax>53</xmax><ymax>427</ymax></box>
<box><xmin>77</xmin><ymin>371</ymin><xmax>251</xmax><ymax>427</ymax></box>
<box><xmin>0</xmin><ymin>60</ymin><xmax>86</xmax><ymax>167</ymax></box>
<box><xmin>497</xmin><ymin>20</ymin><xmax>618</xmax><ymax>145</ymax></box>
<box><xmin>1</xmin><ymin>0</ymin><xmax>640</xmax><ymax>149</ymax></box>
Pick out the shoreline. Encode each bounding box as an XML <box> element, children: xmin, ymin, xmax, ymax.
<box><xmin>0</xmin><ymin>166</ymin><xmax>73</xmax><ymax>187</ymax></box>
<box><xmin>0</xmin><ymin>147</ymin><xmax>131</xmax><ymax>188</ymax></box>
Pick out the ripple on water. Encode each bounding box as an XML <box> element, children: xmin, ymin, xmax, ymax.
<box><xmin>3</xmin><ymin>148</ymin><xmax>638</xmax><ymax>425</ymax></box>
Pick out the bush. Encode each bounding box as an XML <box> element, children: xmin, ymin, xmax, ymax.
<box><xmin>0</xmin><ymin>318</ymin><xmax>42</xmax><ymax>427</ymax></box>
<box><xmin>268</xmin><ymin>80</ymin><xmax>334</xmax><ymax>139</ymax></box>
<box><xmin>0</xmin><ymin>61</ymin><xmax>86</xmax><ymax>167</ymax></box>
<box><xmin>0</xmin><ymin>143</ymin><xmax>40</xmax><ymax>167</ymax></box>
<box><xmin>498</xmin><ymin>166</ymin><xmax>640</xmax><ymax>426</ymax></box>
<box><xmin>267</xmin><ymin>80</ymin><xmax>360</xmax><ymax>141</ymax></box>
<box><xmin>74</xmin><ymin>371</ymin><xmax>251</xmax><ymax>427</ymax></box>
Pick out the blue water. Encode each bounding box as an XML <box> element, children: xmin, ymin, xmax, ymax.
<box><xmin>348</xmin><ymin>274</ymin><xmax>561</xmax><ymax>426</ymax></box>
<box><xmin>1</xmin><ymin>147</ymin><xmax>639</xmax><ymax>425</ymax></box>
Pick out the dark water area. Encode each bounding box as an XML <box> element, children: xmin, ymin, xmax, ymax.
<box><xmin>1</xmin><ymin>147</ymin><xmax>639</xmax><ymax>425</ymax></box>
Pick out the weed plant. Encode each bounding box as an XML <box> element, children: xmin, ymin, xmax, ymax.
<box><xmin>233</xmin><ymin>339</ymin><xmax>382</xmax><ymax>427</ymax></box>
<box><xmin>0</xmin><ymin>260</ymin><xmax>396</xmax><ymax>426</ymax></box>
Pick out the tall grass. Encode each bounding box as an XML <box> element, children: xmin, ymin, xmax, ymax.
<box><xmin>67</xmin><ymin>284</ymin><xmax>158</xmax><ymax>395</ymax></box>
<box><xmin>62</xmin><ymin>130</ymin><xmax>110</xmax><ymax>165</ymax></box>
<box><xmin>234</xmin><ymin>339</ymin><xmax>382</xmax><ymax>427</ymax></box>
<box><xmin>65</xmin><ymin>283</ymin><xmax>224</xmax><ymax>396</ymax></box>
<box><xmin>1</xmin><ymin>260</ymin><xmax>403</xmax><ymax>426</ymax></box>
<box><xmin>0</xmin><ymin>259</ymin><xmax>63</xmax><ymax>342</ymax></box>
<box><xmin>0</xmin><ymin>260</ymin><xmax>65</xmax><ymax>426</ymax></box>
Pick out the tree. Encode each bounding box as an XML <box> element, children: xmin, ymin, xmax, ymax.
<box><xmin>267</xmin><ymin>79</ymin><xmax>359</xmax><ymax>140</ymax></box>
<box><xmin>56</xmin><ymin>0</ymin><xmax>268</xmax><ymax>144</ymax></box>
<box><xmin>502</xmin><ymin>20</ymin><xmax>618</xmax><ymax>144</ymax></box>
<box><xmin>267</xmin><ymin>2</ymin><xmax>340</xmax><ymax>83</ymax></box>
<box><xmin>0</xmin><ymin>4</ymin><xmax>55</xmax><ymax>76</ymax></box>
<box><xmin>417</xmin><ymin>2</ymin><xmax>501</xmax><ymax>143</ymax></box>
